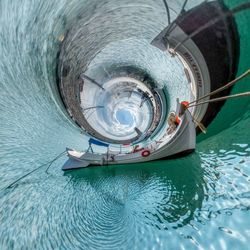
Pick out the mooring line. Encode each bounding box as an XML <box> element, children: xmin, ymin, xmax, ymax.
<box><xmin>188</xmin><ymin>91</ymin><xmax>250</xmax><ymax>108</ymax></box>
<box><xmin>179</xmin><ymin>68</ymin><xmax>250</xmax><ymax>133</ymax></box>
<box><xmin>45</xmin><ymin>151</ymin><xmax>67</xmax><ymax>174</ymax></box>
<box><xmin>189</xmin><ymin>69</ymin><xmax>250</xmax><ymax>105</ymax></box>
<box><xmin>3</xmin><ymin>151</ymin><xmax>66</xmax><ymax>190</ymax></box>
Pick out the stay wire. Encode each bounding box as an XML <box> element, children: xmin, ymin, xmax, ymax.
<box><xmin>4</xmin><ymin>151</ymin><xmax>66</xmax><ymax>190</ymax></box>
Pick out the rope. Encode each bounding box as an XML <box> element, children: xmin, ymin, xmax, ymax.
<box><xmin>179</xmin><ymin>69</ymin><xmax>250</xmax><ymax>133</ymax></box>
<box><xmin>189</xmin><ymin>69</ymin><xmax>250</xmax><ymax>105</ymax></box>
<box><xmin>188</xmin><ymin>91</ymin><xmax>250</xmax><ymax>108</ymax></box>
<box><xmin>45</xmin><ymin>151</ymin><xmax>67</xmax><ymax>174</ymax></box>
<box><xmin>3</xmin><ymin>151</ymin><xmax>66</xmax><ymax>190</ymax></box>
<box><xmin>193</xmin><ymin>118</ymin><xmax>207</xmax><ymax>134</ymax></box>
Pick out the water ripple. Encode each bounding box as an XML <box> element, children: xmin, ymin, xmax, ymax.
<box><xmin>1</xmin><ymin>0</ymin><xmax>250</xmax><ymax>249</ymax></box>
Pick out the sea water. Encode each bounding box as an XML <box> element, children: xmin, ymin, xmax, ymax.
<box><xmin>0</xmin><ymin>0</ymin><xmax>250</xmax><ymax>249</ymax></box>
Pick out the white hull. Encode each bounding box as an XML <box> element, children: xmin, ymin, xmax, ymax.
<box><xmin>62</xmin><ymin>109</ymin><xmax>196</xmax><ymax>170</ymax></box>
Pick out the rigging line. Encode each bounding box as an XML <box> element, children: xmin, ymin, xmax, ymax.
<box><xmin>103</xmin><ymin>66</ymin><xmax>111</xmax><ymax>78</ymax></box>
<box><xmin>163</xmin><ymin>0</ymin><xmax>210</xmax><ymax>45</ymax></box>
<box><xmin>188</xmin><ymin>91</ymin><xmax>250</xmax><ymax>108</ymax></box>
<box><xmin>86</xmin><ymin>109</ymin><xmax>96</xmax><ymax>119</ymax></box>
<box><xmin>3</xmin><ymin>151</ymin><xmax>66</xmax><ymax>190</ymax></box>
<box><xmin>162</xmin><ymin>0</ymin><xmax>171</xmax><ymax>25</ymax></box>
<box><xmin>80</xmin><ymin>74</ymin><xmax>105</xmax><ymax>91</ymax></box>
<box><xmin>189</xmin><ymin>69</ymin><xmax>250</xmax><ymax>105</ymax></box>
<box><xmin>82</xmin><ymin>106</ymin><xmax>104</xmax><ymax>112</ymax></box>
<box><xmin>164</xmin><ymin>0</ymin><xmax>190</xmax><ymax>36</ymax></box>
<box><xmin>172</xmin><ymin>2</ymin><xmax>250</xmax><ymax>53</ymax></box>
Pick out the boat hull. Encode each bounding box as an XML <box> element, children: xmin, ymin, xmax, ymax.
<box><xmin>63</xmin><ymin>109</ymin><xmax>196</xmax><ymax>170</ymax></box>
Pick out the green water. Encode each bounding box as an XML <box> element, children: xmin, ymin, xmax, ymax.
<box><xmin>0</xmin><ymin>0</ymin><xmax>250</xmax><ymax>249</ymax></box>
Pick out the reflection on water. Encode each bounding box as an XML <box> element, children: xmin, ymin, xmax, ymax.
<box><xmin>1</xmin><ymin>142</ymin><xmax>250</xmax><ymax>249</ymax></box>
<box><xmin>0</xmin><ymin>140</ymin><xmax>250</xmax><ymax>249</ymax></box>
<box><xmin>0</xmin><ymin>153</ymin><xmax>206</xmax><ymax>249</ymax></box>
<box><xmin>65</xmin><ymin>153</ymin><xmax>205</xmax><ymax>229</ymax></box>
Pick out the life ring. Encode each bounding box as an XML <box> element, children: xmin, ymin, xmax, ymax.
<box><xmin>141</xmin><ymin>150</ymin><xmax>150</xmax><ymax>157</ymax></box>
